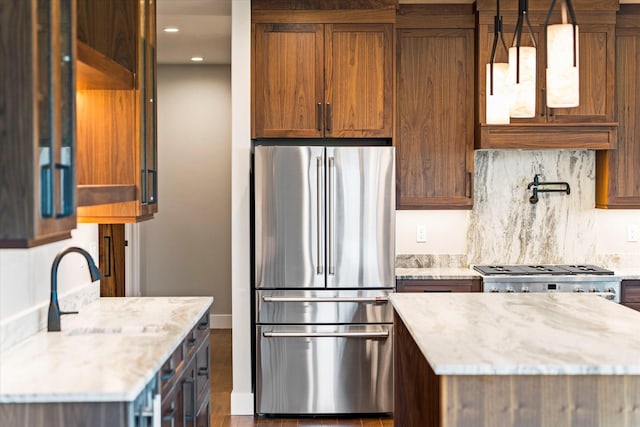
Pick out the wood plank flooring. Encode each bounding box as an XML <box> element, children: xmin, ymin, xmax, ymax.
<box><xmin>209</xmin><ymin>330</ymin><xmax>394</xmax><ymax>427</ymax></box>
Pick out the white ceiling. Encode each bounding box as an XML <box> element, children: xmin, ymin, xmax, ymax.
<box><xmin>156</xmin><ymin>0</ymin><xmax>231</xmax><ymax>64</ymax></box>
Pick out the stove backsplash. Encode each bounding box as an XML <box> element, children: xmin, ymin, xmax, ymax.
<box><xmin>467</xmin><ymin>149</ymin><xmax>597</xmax><ymax>265</ymax></box>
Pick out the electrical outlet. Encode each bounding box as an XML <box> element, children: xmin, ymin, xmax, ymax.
<box><xmin>416</xmin><ymin>225</ymin><xmax>427</xmax><ymax>243</ymax></box>
<box><xmin>628</xmin><ymin>224</ymin><xmax>639</xmax><ymax>242</ymax></box>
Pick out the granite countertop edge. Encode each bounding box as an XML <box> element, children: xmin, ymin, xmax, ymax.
<box><xmin>0</xmin><ymin>296</ymin><xmax>213</xmax><ymax>404</ymax></box>
<box><xmin>389</xmin><ymin>292</ymin><xmax>640</xmax><ymax>376</ymax></box>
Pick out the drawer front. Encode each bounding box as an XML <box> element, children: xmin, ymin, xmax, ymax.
<box><xmin>195</xmin><ymin>340</ymin><xmax>210</xmax><ymax>400</ymax></box>
<box><xmin>160</xmin><ymin>343</ymin><xmax>185</xmax><ymax>393</ymax></box>
<box><xmin>622</xmin><ymin>280</ymin><xmax>640</xmax><ymax>303</ymax></box>
<box><xmin>256</xmin><ymin>289</ymin><xmax>394</xmax><ymax>324</ymax></box>
<box><xmin>396</xmin><ymin>279</ymin><xmax>481</xmax><ymax>293</ymax></box>
<box><xmin>255</xmin><ymin>324</ymin><xmax>393</xmax><ymax>415</ymax></box>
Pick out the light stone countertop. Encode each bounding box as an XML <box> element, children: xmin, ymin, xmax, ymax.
<box><xmin>0</xmin><ymin>296</ymin><xmax>213</xmax><ymax>403</ymax></box>
<box><xmin>390</xmin><ymin>292</ymin><xmax>640</xmax><ymax>376</ymax></box>
<box><xmin>614</xmin><ymin>268</ymin><xmax>640</xmax><ymax>280</ymax></box>
<box><xmin>395</xmin><ymin>267</ymin><xmax>480</xmax><ymax>280</ymax></box>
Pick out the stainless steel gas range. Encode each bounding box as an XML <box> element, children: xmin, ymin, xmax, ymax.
<box><xmin>473</xmin><ymin>264</ymin><xmax>621</xmax><ymax>303</ymax></box>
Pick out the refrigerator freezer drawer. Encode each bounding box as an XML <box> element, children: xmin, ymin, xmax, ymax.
<box><xmin>255</xmin><ymin>324</ymin><xmax>393</xmax><ymax>415</ymax></box>
<box><xmin>256</xmin><ymin>289</ymin><xmax>394</xmax><ymax>324</ymax></box>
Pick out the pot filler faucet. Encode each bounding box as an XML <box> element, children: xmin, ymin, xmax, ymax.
<box><xmin>48</xmin><ymin>246</ymin><xmax>103</xmax><ymax>332</ymax></box>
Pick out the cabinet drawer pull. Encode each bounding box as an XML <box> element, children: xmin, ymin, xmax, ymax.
<box><xmin>162</xmin><ymin>406</ymin><xmax>176</xmax><ymax>421</ymax></box>
<box><xmin>198</xmin><ymin>367</ymin><xmax>209</xmax><ymax>377</ymax></box>
<box><xmin>161</xmin><ymin>368</ymin><xmax>175</xmax><ymax>381</ymax></box>
<box><xmin>197</xmin><ymin>321</ymin><xmax>208</xmax><ymax>331</ymax></box>
<box><xmin>186</xmin><ymin>337</ymin><xmax>197</xmax><ymax>347</ymax></box>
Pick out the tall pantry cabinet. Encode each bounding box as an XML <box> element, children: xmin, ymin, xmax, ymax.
<box><xmin>395</xmin><ymin>5</ymin><xmax>475</xmax><ymax>209</ymax></box>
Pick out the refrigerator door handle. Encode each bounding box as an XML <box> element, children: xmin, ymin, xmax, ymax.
<box><xmin>317</xmin><ymin>156</ymin><xmax>323</xmax><ymax>275</ymax></box>
<box><xmin>328</xmin><ymin>156</ymin><xmax>335</xmax><ymax>275</ymax></box>
<box><xmin>263</xmin><ymin>331</ymin><xmax>389</xmax><ymax>339</ymax></box>
<box><xmin>262</xmin><ymin>296</ymin><xmax>389</xmax><ymax>303</ymax></box>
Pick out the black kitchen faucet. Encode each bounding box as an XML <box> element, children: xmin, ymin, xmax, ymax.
<box><xmin>47</xmin><ymin>247</ymin><xmax>103</xmax><ymax>332</ymax></box>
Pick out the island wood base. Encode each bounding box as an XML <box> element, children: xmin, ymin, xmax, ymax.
<box><xmin>394</xmin><ymin>312</ymin><xmax>640</xmax><ymax>427</ymax></box>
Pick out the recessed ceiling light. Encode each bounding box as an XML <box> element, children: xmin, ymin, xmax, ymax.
<box><xmin>191</xmin><ymin>56</ymin><xmax>204</xmax><ymax>62</ymax></box>
<box><xmin>163</xmin><ymin>27</ymin><xmax>180</xmax><ymax>33</ymax></box>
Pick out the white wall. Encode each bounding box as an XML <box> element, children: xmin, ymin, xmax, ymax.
<box><xmin>0</xmin><ymin>224</ymin><xmax>99</xmax><ymax>350</ymax></box>
<box><xmin>230</xmin><ymin>0</ymin><xmax>253</xmax><ymax>415</ymax></box>
<box><xmin>139</xmin><ymin>64</ymin><xmax>232</xmax><ymax>326</ymax></box>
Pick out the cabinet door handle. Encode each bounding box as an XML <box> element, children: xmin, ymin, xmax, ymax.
<box><xmin>467</xmin><ymin>171</ymin><xmax>473</xmax><ymax>199</ymax></box>
<box><xmin>40</xmin><ymin>165</ymin><xmax>53</xmax><ymax>218</ymax></box>
<box><xmin>541</xmin><ymin>88</ymin><xmax>546</xmax><ymax>117</ymax></box>
<box><xmin>326</xmin><ymin>103</ymin><xmax>332</xmax><ymax>131</ymax></box>
<box><xmin>147</xmin><ymin>169</ymin><xmax>157</xmax><ymax>204</ymax></box>
<box><xmin>55</xmin><ymin>163</ymin><xmax>73</xmax><ymax>218</ymax></box>
<box><xmin>317</xmin><ymin>102</ymin><xmax>322</xmax><ymax>131</ymax></box>
<box><xmin>182</xmin><ymin>378</ymin><xmax>196</xmax><ymax>424</ymax></box>
<box><xmin>104</xmin><ymin>235</ymin><xmax>112</xmax><ymax>277</ymax></box>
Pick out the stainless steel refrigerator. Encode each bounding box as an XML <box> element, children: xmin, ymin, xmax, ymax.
<box><xmin>253</xmin><ymin>144</ymin><xmax>395</xmax><ymax>416</ymax></box>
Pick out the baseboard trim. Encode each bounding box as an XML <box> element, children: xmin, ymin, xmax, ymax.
<box><xmin>230</xmin><ymin>391</ymin><xmax>254</xmax><ymax>415</ymax></box>
<box><xmin>210</xmin><ymin>314</ymin><xmax>232</xmax><ymax>329</ymax></box>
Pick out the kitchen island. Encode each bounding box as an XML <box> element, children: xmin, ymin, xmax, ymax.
<box><xmin>390</xmin><ymin>293</ymin><xmax>640</xmax><ymax>427</ymax></box>
<box><xmin>0</xmin><ymin>296</ymin><xmax>212</xmax><ymax>426</ymax></box>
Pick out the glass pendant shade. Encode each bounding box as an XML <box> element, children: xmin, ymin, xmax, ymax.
<box><xmin>508</xmin><ymin>46</ymin><xmax>536</xmax><ymax>118</ymax></box>
<box><xmin>546</xmin><ymin>24</ymin><xmax>579</xmax><ymax>107</ymax></box>
<box><xmin>486</xmin><ymin>63</ymin><xmax>511</xmax><ymax>124</ymax></box>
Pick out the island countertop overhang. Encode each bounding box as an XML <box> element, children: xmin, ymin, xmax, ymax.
<box><xmin>389</xmin><ymin>293</ymin><xmax>640</xmax><ymax>376</ymax></box>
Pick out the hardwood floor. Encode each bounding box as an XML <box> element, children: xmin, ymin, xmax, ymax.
<box><xmin>209</xmin><ymin>330</ymin><xmax>394</xmax><ymax>427</ymax></box>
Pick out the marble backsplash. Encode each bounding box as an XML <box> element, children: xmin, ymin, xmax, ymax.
<box><xmin>467</xmin><ymin>149</ymin><xmax>598</xmax><ymax>265</ymax></box>
<box><xmin>396</xmin><ymin>149</ymin><xmax>640</xmax><ymax>269</ymax></box>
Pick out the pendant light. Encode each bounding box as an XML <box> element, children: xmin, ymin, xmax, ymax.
<box><xmin>486</xmin><ymin>0</ymin><xmax>510</xmax><ymax>124</ymax></box>
<box><xmin>545</xmin><ymin>0</ymin><xmax>579</xmax><ymax>108</ymax></box>
<box><xmin>509</xmin><ymin>0</ymin><xmax>537</xmax><ymax>118</ymax></box>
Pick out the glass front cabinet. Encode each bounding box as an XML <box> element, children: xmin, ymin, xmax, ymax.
<box><xmin>1</xmin><ymin>0</ymin><xmax>77</xmax><ymax>247</ymax></box>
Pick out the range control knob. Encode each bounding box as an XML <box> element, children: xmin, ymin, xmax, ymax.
<box><xmin>589</xmin><ymin>287</ymin><xmax>599</xmax><ymax>293</ymax></box>
<box><xmin>490</xmin><ymin>287</ymin><xmax>500</xmax><ymax>293</ymax></box>
<box><xmin>573</xmin><ymin>286</ymin><xmax>585</xmax><ymax>293</ymax></box>
<box><xmin>505</xmin><ymin>286</ymin><xmax>515</xmax><ymax>293</ymax></box>
<box><xmin>605</xmin><ymin>287</ymin><xmax>617</xmax><ymax>294</ymax></box>
<box><xmin>521</xmin><ymin>286</ymin><xmax>530</xmax><ymax>293</ymax></box>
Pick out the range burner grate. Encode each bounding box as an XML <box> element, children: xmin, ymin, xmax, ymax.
<box><xmin>473</xmin><ymin>264</ymin><xmax>614</xmax><ymax>276</ymax></box>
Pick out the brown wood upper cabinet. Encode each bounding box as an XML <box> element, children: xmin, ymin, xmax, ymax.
<box><xmin>475</xmin><ymin>0</ymin><xmax>618</xmax><ymax>149</ymax></box>
<box><xmin>75</xmin><ymin>0</ymin><xmax>158</xmax><ymax>223</ymax></box>
<box><xmin>253</xmin><ymin>23</ymin><xmax>393</xmax><ymax>138</ymax></box>
<box><xmin>596</xmin><ymin>5</ymin><xmax>640</xmax><ymax>209</ymax></box>
<box><xmin>0</xmin><ymin>0</ymin><xmax>77</xmax><ymax>248</ymax></box>
<box><xmin>395</xmin><ymin>5</ymin><xmax>475</xmax><ymax>209</ymax></box>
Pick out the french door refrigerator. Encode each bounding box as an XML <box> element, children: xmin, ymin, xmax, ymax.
<box><xmin>253</xmin><ymin>144</ymin><xmax>395</xmax><ymax>416</ymax></box>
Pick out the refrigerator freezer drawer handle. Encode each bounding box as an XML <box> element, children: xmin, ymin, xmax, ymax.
<box><xmin>261</xmin><ymin>296</ymin><xmax>389</xmax><ymax>303</ymax></box>
<box><xmin>263</xmin><ymin>331</ymin><xmax>389</xmax><ymax>339</ymax></box>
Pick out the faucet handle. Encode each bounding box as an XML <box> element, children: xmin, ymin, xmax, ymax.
<box><xmin>60</xmin><ymin>310</ymin><xmax>79</xmax><ymax>315</ymax></box>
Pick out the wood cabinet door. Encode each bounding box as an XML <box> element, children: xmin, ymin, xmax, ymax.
<box><xmin>595</xmin><ymin>6</ymin><xmax>640</xmax><ymax>208</ymax></box>
<box><xmin>549</xmin><ymin>23</ymin><xmax>615</xmax><ymax>123</ymax></box>
<box><xmin>396</xmin><ymin>28</ymin><xmax>474</xmax><ymax>209</ymax></box>
<box><xmin>253</xmin><ymin>23</ymin><xmax>324</xmax><ymax>138</ymax></box>
<box><xmin>325</xmin><ymin>23</ymin><xmax>393</xmax><ymax>138</ymax></box>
